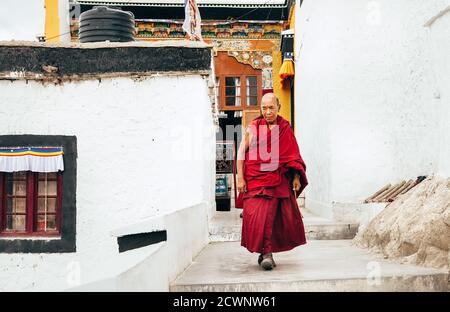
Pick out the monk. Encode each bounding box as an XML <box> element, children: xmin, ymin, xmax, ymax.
<box><xmin>237</xmin><ymin>93</ymin><xmax>308</xmax><ymax>270</ymax></box>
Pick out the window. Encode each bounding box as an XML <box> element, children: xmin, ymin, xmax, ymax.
<box><xmin>0</xmin><ymin>172</ymin><xmax>62</xmax><ymax>236</ymax></box>
<box><xmin>225</xmin><ymin>77</ymin><xmax>241</xmax><ymax>107</ymax></box>
<box><xmin>215</xmin><ymin>76</ymin><xmax>220</xmax><ymax>107</ymax></box>
<box><xmin>0</xmin><ymin>135</ymin><xmax>77</xmax><ymax>253</ymax></box>
<box><xmin>246</xmin><ymin>76</ymin><xmax>258</xmax><ymax>106</ymax></box>
<box><xmin>217</xmin><ymin>75</ymin><xmax>261</xmax><ymax>110</ymax></box>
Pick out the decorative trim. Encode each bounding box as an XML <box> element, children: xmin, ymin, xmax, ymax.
<box><xmin>74</xmin><ymin>0</ymin><xmax>289</xmax><ymax>8</ymax></box>
<box><xmin>71</xmin><ymin>19</ymin><xmax>284</xmax><ymax>41</ymax></box>
<box><xmin>227</xmin><ymin>50</ymin><xmax>273</xmax><ymax>69</ymax></box>
<box><xmin>0</xmin><ymin>147</ymin><xmax>64</xmax><ymax>173</ymax></box>
<box><xmin>0</xmin><ymin>147</ymin><xmax>63</xmax><ymax>157</ymax></box>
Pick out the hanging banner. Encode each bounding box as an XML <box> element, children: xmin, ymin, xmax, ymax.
<box><xmin>0</xmin><ymin>147</ymin><xmax>64</xmax><ymax>173</ymax></box>
<box><xmin>182</xmin><ymin>0</ymin><xmax>203</xmax><ymax>41</ymax></box>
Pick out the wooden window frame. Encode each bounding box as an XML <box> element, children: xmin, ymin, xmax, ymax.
<box><xmin>0</xmin><ymin>172</ymin><xmax>63</xmax><ymax>237</ymax></box>
<box><xmin>0</xmin><ymin>135</ymin><xmax>77</xmax><ymax>254</ymax></box>
<box><xmin>224</xmin><ymin>76</ymin><xmax>242</xmax><ymax>108</ymax></box>
<box><xmin>217</xmin><ymin>74</ymin><xmax>262</xmax><ymax>111</ymax></box>
<box><xmin>246</xmin><ymin>76</ymin><xmax>259</xmax><ymax>107</ymax></box>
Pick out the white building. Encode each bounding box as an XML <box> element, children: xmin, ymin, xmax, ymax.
<box><xmin>295</xmin><ymin>0</ymin><xmax>450</xmax><ymax>219</ymax></box>
<box><xmin>1</xmin><ymin>0</ymin><xmax>449</xmax><ymax>292</ymax></box>
<box><xmin>0</xmin><ymin>41</ymin><xmax>216</xmax><ymax>291</ymax></box>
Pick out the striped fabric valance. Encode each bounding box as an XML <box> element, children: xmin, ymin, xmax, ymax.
<box><xmin>0</xmin><ymin>147</ymin><xmax>64</xmax><ymax>173</ymax></box>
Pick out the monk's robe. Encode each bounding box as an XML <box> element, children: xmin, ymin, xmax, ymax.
<box><xmin>241</xmin><ymin>115</ymin><xmax>308</xmax><ymax>254</ymax></box>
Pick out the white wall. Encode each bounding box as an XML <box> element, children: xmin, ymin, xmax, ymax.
<box><xmin>0</xmin><ymin>0</ymin><xmax>45</xmax><ymax>41</ymax></box>
<box><xmin>295</xmin><ymin>0</ymin><xmax>450</xmax><ymax>218</ymax></box>
<box><xmin>59</xmin><ymin>0</ymin><xmax>72</xmax><ymax>43</ymax></box>
<box><xmin>426</xmin><ymin>7</ymin><xmax>450</xmax><ymax>177</ymax></box>
<box><xmin>69</xmin><ymin>202</ymin><xmax>210</xmax><ymax>292</ymax></box>
<box><xmin>0</xmin><ymin>75</ymin><xmax>215</xmax><ymax>291</ymax></box>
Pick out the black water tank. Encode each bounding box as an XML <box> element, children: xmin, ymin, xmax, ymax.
<box><xmin>79</xmin><ymin>6</ymin><xmax>135</xmax><ymax>43</ymax></box>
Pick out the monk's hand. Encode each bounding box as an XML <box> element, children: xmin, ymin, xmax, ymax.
<box><xmin>237</xmin><ymin>177</ymin><xmax>247</xmax><ymax>193</ymax></box>
<box><xmin>293</xmin><ymin>175</ymin><xmax>301</xmax><ymax>193</ymax></box>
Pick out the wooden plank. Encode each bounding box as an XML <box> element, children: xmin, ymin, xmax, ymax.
<box><xmin>387</xmin><ymin>179</ymin><xmax>413</xmax><ymax>202</ymax></box>
<box><xmin>372</xmin><ymin>184</ymin><xmax>398</xmax><ymax>202</ymax></box>
<box><xmin>378</xmin><ymin>181</ymin><xmax>405</xmax><ymax>202</ymax></box>
<box><xmin>364</xmin><ymin>183</ymin><xmax>391</xmax><ymax>203</ymax></box>
<box><xmin>401</xmin><ymin>180</ymin><xmax>418</xmax><ymax>195</ymax></box>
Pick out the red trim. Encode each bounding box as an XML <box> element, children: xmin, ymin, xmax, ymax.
<box><xmin>56</xmin><ymin>173</ymin><xmax>63</xmax><ymax>233</ymax></box>
<box><xmin>25</xmin><ymin>172</ymin><xmax>33</xmax><ymax>232</ymax></box>
<box><xmin>0</xmin><ymin>173</ymin><xmax>5</xmax><ymax>232</ymax></box>
<box><xmin>33</xmin><ymin>173</ymin><xmax>38</xmax><ymax>232</ymax></box>
<box><xmin>0</xmin><ymin>171</ymin><xmax>63</xmax><ymax>237</ymax></box>
<box><xmin>0</xmin><ymin>232</ymin><xmax>60</xmax><ymax>238</ymax></box>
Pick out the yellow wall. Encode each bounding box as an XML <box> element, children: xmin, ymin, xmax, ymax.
<box><xmin>45</xmin><ymin>0</ymin><xmax>60</xmax><ymax>42</ymax></box>
<box><xmin>272</xmin><ymin>4</ymin><xmax>296</xmax><ymax>125</ymax></box>
<box><xmin>272</xmin><ymin>50</ymin><xmax>291</xmax><ymax>123</ymax></box>
<box><xmin>289</xmin><ymin>3</ymin><xmax>296</xmax><ymax>29</ymax></box>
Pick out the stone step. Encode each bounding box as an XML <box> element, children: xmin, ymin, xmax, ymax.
<box><xmin>170</xmin><ymin>240</ymin><xmax>448</xmax><ymax>292</ymax></box>
<box><xmin>209</xmin><ymin>209</ymin><xmax>358</xmax><ymax>241</ymax></box>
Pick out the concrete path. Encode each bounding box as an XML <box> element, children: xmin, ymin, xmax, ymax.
<box><xmin>171</xmin><ymin>240</ymin><xmax>448</xmax><ymax>292</ymax></box>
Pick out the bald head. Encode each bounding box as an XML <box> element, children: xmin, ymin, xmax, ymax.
<box><xmin>261</xmin><ymin>93</ymin><xmax>280</xmax><ymax>107</ymax></box>
<box><xmin>260</xmin><ymin>93</ymin><xmax>280</xmax><ymax>124</ymax></box>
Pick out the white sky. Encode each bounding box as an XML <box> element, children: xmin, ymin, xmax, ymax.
<box><xmin>0</xmin><ymin>0</ymin><xmax>45</xmax><ymax>41</ymax></box>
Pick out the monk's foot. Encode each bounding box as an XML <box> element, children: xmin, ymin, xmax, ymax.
<box><xmin>261</xmin><ymin>253</ymin><xmax>275</xmax><ymax>270</ymax></box>
<box><xmin>257</xmin><ymin>254</ymin><xmax>263</xmax><ymax>266</ymax></box>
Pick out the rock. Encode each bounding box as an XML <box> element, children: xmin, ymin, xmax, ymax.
<box><xmin>42</xmin><ymin>65</ymin><xmax>58</xmax><ymax>74</ymax></box>
<box><xmin>353</xmin><ymin>176</ymin><xmax>450</xmax><ymax>269</ymax></box>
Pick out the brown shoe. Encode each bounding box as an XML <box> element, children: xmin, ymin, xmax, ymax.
<box><xmin>260</xmin><ymin>253</ymin><xmax>276</xmax><ymax>270</ymax></box>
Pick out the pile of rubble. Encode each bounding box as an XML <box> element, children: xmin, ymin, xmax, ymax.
<box><xmin>354</xmin><ymin>176</ymin><xmax>450</xmax><ymax>269</ymax></box>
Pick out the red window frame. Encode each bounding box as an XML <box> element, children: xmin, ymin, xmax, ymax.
<box><xmin>0</xmin><ymin>172</ymin><xmax>62</xmax><ymax>237</ymax></box>
<box><xmin>246</xmin><ymin>76</ymin><xmax>259</xmax><ymax>107</ymax></box>
<box><xmin>217</xmin><ymin>74</ymin><xmax>262</xmax><ymax>110</ymax></box>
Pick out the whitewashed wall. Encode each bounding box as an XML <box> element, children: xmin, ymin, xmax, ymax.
<box><xmin>0</xmin><ymin>75</ymin><xmax>215</xmax><ymax>291</ymax></box>
<box><xmin>295</xmin><ymin>0</ymin><xmax>450</xmax><ymax>218</ymax></box>
<box><xmin>426</xmin><ymin>7</ymin><xmax>450</xmax><ymax>177</ymax></box>
<box><xmin>0</xmin><ymin>0</ymin><xmax>45</xmax><ymax>41</ymax></box>
<box><xmin>59</xmin><ymin>0</ymin><xmax>72</xmax><ymax>43</ymax></box>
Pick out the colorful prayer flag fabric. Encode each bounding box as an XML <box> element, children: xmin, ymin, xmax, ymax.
<box><xmin>0</xmin><ymin>147</ymin><xmax>64</xmax><ymax>172</ymax></box>
<box><xmin>182</xmin><ymin>0</ymin><xmax>203</xmax><ymax>41</ymax></box>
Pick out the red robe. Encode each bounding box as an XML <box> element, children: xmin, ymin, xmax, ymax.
<box><xmin>240</xmin><ymin>115</ymin><xmax>308</xmax><ymax>254</ymax></box>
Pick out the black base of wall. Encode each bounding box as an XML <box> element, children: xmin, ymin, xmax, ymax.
<box><xmin>0</xmin><ymin>45</ymin><xmax>211</xmax><ymax>79</ymax></box>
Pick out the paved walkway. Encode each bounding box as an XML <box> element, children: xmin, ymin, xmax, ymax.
<box><xmin>171</xmin><ymin>240</ymin><xmax>448</xmax><ymax>292</ymax></box>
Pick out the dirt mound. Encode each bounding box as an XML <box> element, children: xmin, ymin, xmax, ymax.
<box><xmin>353</xmin><ymin>176</ymin><xmax>450</xmax><ymax>269</ymax></box>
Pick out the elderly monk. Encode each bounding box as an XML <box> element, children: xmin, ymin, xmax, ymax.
<box><xmin>237</xmin><ymin>93</ymin><xmax>308</xmax><ymax>270</ymax></box>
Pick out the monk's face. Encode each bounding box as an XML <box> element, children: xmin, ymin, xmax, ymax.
<box><xmin>261</xmin><ymin>95</ymin><xmax>280</xmax><ymax>125</ymax></box>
